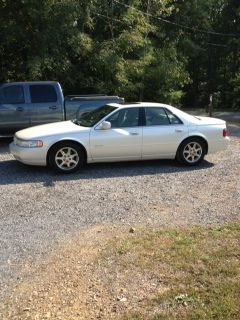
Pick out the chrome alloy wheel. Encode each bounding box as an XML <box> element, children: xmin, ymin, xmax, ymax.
<box><xmin>55</xmin><ymin>147</ymin><xmax>79</xmax><ymax>171</ymax></box>
<box><xmin>183</xmin><ymin>142</ymin><xmax>203</xmax><ymax>164</ymax></box>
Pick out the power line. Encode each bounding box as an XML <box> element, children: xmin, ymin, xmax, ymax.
<box><xmin>93</xmin><ymin>12</ymin><xmax>125</xmax><ymax>25</ymax></box>
<box><xmin>206</xmin><ymin>42</ymin><xmax>227</xmax><ymax>48</ymax></box>
<box><xmin>93</xmin><ymin>12</ymin><xmax>229</xmax><ymax>48</ymax></box>
<box><xmin>113</xmin><ymin>0</ymin><xmax>239</xmax><ymax>38</ymax></box>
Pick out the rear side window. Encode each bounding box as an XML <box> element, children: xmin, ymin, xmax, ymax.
<box><xmin>30</xmin><ymin>85</ymin><xmax>57</xmax><ymax>103</ymax></box>
<box><xmin>145</xmin><ymin>107</ymin><xmax>170</xmax><ymax>126</ymax></box>
<box><xmin>164</xmin><ymin>108</ymin><xmax>183</xmax><ymax>124</ymax></box>
<box><xmin>0</xmin><ymin>85</ymin><xmax>24</xmax><ymax>104</ymax></box>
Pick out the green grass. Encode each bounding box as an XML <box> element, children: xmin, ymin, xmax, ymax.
<box><xmin>109</xmin><ymin>224</ymin><xmax>240</xmax><ymax>320</ymax></box>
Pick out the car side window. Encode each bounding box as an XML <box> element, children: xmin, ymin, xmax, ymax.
<box><xmin>106</xmin><ymin>108</ymin><xmax>139</xmax><ymax>128</ymax></box>
<box><xmin>145</xmin><ymin>107</ymin><xmax>170</xmax><ymax>126</ymax></box>
<box><xmin>164</xmin><ymin>108</ymin><xmax>183</xmax><ymax>124</ymax></box>
<box><xmin>0</xmin><ymin>85</ymin><xmax>25</xmax><ymax>104</ymax></box>
<box><xmin>30</xmin><ymin>85</ymin><xmax>57</xmax><ymax>103</ymax></box>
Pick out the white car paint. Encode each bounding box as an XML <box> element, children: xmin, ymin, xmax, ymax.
<box><xmin>90</xmin><ymin>126</ymin><xmax>142</xmax><ymax>161</ymax></box>
<box><xmin>15</xmin><ymin>120</ymin><xmax>91</xmax><ymax>140</ymax></box>
<box><xmin>9</xmin><ymin>103</ymin><xmax>230</xmax><ymax>169</ymax></box>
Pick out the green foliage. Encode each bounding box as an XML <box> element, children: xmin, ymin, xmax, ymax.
<box><xmin>0</xmin><ymin>0</ymin><xmax>239</xmax><ymax>108</ymax></box>
<box><xmin>113</xmin><ymin>224</ymin><xmax>240</xmax><ymax>319</ymax></box>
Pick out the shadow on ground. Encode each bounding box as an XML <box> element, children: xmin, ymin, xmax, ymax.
<box><xmin>0</xmin><ymin>156</ymin><xmax>214</xmax><ymax>186</ymax></box>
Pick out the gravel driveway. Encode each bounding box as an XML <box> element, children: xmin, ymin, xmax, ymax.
<box><xmin>0</xmin><ymin>123</ymin><xmax>239</xmax><ymax>302</ymax></box>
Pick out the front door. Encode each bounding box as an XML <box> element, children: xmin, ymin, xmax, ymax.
<box><xmin>0</xmin><ymin>84</ymin><xmax>30</xmax><ymax>134</ymax></box>
<box><xmin>90</xmin><ymin>107</ymin><xmax>142</xmax><ymax>161</ymax></box>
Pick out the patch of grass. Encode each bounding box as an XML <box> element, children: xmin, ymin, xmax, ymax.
<box><xmin>110</xmin><ymin>224</ymin><xmax>240</xmax><ymax>320</ymax></box>
<box><xmin>2</xmin><ymin>224</ymin><xmax>239</xmax><ymax>319</ymax></box>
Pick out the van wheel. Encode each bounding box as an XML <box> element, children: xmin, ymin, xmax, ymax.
<box><xmin>176</xmin><ymin>138</ymin><xmax>206</xmax><ymax>165</ymax></box>
<box><xmin>49</xmin><ymin>142</ymin><xmax>85</xmax><ymax>173</ymax></box>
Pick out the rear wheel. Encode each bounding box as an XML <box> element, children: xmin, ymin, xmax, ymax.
<box><xmin>176</xmin><ymin>138</ymin><xmax>206</xmax><ymax>165</ymax></box>
<box><xmin>49</xmin><ymin>142</ymin><xmax>85</xmax><ymax>173</ymax></box>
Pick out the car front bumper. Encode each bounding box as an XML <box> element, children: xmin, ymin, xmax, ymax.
<box><xmin>9</xmin><ymin>142</ymin><xmax>47</xmax><ymax>166</ymax></box>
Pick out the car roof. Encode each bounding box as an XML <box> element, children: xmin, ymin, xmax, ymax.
<box><xmin>108</xmin><ymin>102</ymin><xmax>173</xmax><ymax>109</ymax></box>
<box><xmin>0</xmin><ymin>81</ymin><xmax>59</xmax><ymax>87</ymax></box>
<box><xmin>107</xmin><ymin>102</ymin><xmax>198</xmax><ymax>124</ymax></box>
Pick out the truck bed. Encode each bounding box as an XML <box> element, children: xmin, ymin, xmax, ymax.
<box><xmin>64</xmin><ymin>96</ymin><xmax>124</xmax><ymax>120</ymax></box>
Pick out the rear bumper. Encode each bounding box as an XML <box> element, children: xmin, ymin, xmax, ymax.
<box><xmin>9</xmin><ymin>142</ymin><xmax>47</xmax><ymax>166</ymax></box>
<box><xmin>208</xmin><ymin>137</ymin><xmax>230</xmax><ymax>154</ymax></box>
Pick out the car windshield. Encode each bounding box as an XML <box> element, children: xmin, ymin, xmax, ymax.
<box><xmin>73</xmin><ymin>104</ymin><xmax>117</xmax><ymax>127</ymax></box>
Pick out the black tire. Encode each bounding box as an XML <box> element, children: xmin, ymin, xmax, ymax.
<box><xmin>176</xmin><ymin>138</ymin><xmax>206</xmax><ymax>166</ymax></box>
<box><xmin>48</xmin><ymin>141</ymin><xmax>86</xmax><ymax>173</ymax></box>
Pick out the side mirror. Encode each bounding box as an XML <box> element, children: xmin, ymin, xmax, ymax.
<box><xmin>97</xmin><ymin>121</ymin><xmax>111</xmax><ymax>130</ymax></box>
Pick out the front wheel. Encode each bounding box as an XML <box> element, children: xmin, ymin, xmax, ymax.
<box><xmin>49</xmin><ymin>142</ymin><xmax>85</xmax><ymax>173</ymax></box>
<box><xmin>176</xmin><ymin>138</ymin><xmax>206</xmax><ymax>166</ymax></box>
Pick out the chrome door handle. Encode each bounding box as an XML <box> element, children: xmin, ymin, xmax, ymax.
<box><xmin>175</xmin><ymin>129</ymin><xmax>184</xmax><ymax>132</ymax></box>
<box><xmin>16</xmin><ymin>106</ymin><xmax>24</xmax><ymax>112</ymax></box>
<box><xmin>49</xmin><ymin>106</ymin><xmax>57</xmax><ymax>110</ymax></box>
<box><xmin>130</xmin><ymin>132</ymin><xmax>139</xmax><ymax>135</ymax></box>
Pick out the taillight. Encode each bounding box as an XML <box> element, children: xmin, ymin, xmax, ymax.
<box><xmin>223</xmin><ymin>128</ymin><xmax>228</xmax><ymax>137</ymax></box>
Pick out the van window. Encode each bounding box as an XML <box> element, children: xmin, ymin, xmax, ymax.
<box><xmin>30</xmin><ymin>85</ymin><xmax>57</xmax><ymax>103</ymax></box>
<box><xmin>0</xmin><ymin>85</ymin><xmax>25</xmax><ymax>104</ymax></box>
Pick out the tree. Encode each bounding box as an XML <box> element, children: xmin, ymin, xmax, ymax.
<box><xmin>88</xmin><ymin>0</ymin><xmax>189</xmax><ymax>103</ymax></box>
<box><xmin>0</xmin><ymin>0</ymin><xmax>93</xmax><ymax>89</ymax></box>
<box><xmin>0</xmin><ymin>0</ymin><xmax>239</xmax><ymax>108</ymax></box>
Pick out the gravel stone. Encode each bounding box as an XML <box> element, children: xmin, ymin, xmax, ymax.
<box><xmin>0</xmin><ymin>125</ymin><xmax>239</xmax><ymax>301</ymax></box>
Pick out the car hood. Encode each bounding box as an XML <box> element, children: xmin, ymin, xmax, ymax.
<box><xmin>15</xmin><ymin>121</ymin><xmax>90</xmax><ymax>140</ymax></box>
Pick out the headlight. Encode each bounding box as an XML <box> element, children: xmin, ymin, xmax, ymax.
<box><xmin>14</xmin><ymin>137</ymin><xmax>43</xmax><ymax>148</ymax></box>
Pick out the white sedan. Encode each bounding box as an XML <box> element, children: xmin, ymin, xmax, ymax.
<box><xmin>10</xmin><ymin>103</ymin><xmax>230</xmax><ymax>173</ymax></box>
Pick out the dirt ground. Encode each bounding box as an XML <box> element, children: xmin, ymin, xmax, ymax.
<box><xmin>1</xmin><ymin>120</ymin><xmax>239</xmax><ymax>320</ymax></box>
<box><xmin>1</xmin><ymin>225</ymin><xmax>161</xmax><ymax>320</ymax></box>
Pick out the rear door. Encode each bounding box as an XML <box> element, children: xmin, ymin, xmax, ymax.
<box><xmin>0</xmin><ymin>84</ymin><xmax>30</xmax><ymax>134</ymax></box>
<box><xmin>28</xmin><ymin>84</ymin><xmax>63</xmax><ymax>126</ymax></box>
<box><xmin>142</xmin><ymin>107</ymin><xmax>188</xmax><ymax>159</ymax></box>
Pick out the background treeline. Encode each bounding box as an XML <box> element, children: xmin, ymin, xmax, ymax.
<box><xmin>0</xmin><ymin>0</ymin><xmax>239</xmax><ymax>109</ymax></box>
